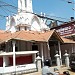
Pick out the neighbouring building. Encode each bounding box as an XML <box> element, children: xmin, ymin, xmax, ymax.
<box><xmin>51</xmin><ymin>19</ymin><xmax>75</xmax><ymax>39</ymax></box>
<box><xmin>0</xmin><ymin>0</ymin><xmax>75</xmax><ymax>74</ymax></box>
<box><xmin>50</xmin><ymin>19</ymin><xmax>75</xmax><ymax>54</ymax></box>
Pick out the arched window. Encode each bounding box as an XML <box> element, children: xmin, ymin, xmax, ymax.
<box><xmin>10</xmin><ymin>17</ymin><xmax>15</xmax><ymax>27</ymax></box>
<box><xmin>31</xmin><ymin>16</ymin><xmax>40</xmax><ymax>31</ymax></box>
<box><xmin>10</xmin><ymin>17</ymin><xmax>16</xmax><ymax>32</ymax></box>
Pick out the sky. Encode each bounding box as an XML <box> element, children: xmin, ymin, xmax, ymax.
<box><xmin>0</xmin><ymin>0</ymin><xmax>74</xmax><ymax>30</ymax></box>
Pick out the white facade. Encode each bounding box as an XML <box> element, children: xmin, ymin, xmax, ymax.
<box><xmin>6</xmin><ymin>0</ymin><xmax>49</xmax><ymax>33</ymax></box>
<box><xmin>3</xmin><ymin>0</ymin><xmax>50</xmax><ymax>74</ymax></box>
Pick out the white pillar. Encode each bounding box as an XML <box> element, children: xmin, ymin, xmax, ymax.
<box><xmin>64</xmin><ymin>51</ymin><xmax>69</xmax><ymax>67</ymax></box>
<box><xmin>36</xmin><ymin>55</ymin><xmax>42</xmax><ymax>72</ymax></box>
<box><xmin>55</xmin><ymin>53</ymin><xmax>60</xmax><ymax>67</ymax></box>
<box><xmin>3</xmin><ymin>56</ymin><xmax>6</xmax><ymax>73</ymax></box>
<box><xmin>47</xmin><ymin>42</ymin><xmax>50</xmax><ymax>58</ymax></box>
<box><xmin>3</xmin><ymin>56</ymin><xmax>6</xmax><ymax>68</ymax></box>
<box><xmin>41</xmin><ymin>43</ymin><xmax>44</xmax><ymax>62</ymax></box>
<box><xmin>3</xmin><ymin>55</ymin><xmax>9</xmax><ymax>73</ymax></box>
<box><xmin>12</xmin><ymin>41</ymin><xmax>16</xmax><ymax>72</ymax></box>
<box><xmin>33</xmin><ymin>54</ymin><xmax>36</xmax><ymax>63</ymax></box>
<box><xmin>58</xmin><ymin>41</ymin><xmax>62</xmax><ymax>65</ymax></box>
<box><xmin>3</xmin><ymin>56</ymin><xmax>9</xmax><ymax>67</ymax></box>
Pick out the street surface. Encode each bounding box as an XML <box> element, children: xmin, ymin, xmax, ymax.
<box><xmin>22</xmin><ymin>66</ymin><xmax>75</xmax><ymax>75</ymax></box>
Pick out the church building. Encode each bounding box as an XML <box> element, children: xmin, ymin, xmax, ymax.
<box><xmin>0</xmin><ymin>0</ymin><xmax>75</xmax><ymax>74</ymax></box>
<box><xmin>6</xmin><ymin>0</ymin><xmax>49</xmax><ymax>33</ymax></box>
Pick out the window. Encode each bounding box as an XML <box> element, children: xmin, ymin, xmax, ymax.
<box><xmin>0</xmin><ymin>44</ymin><xmax>6</xmax><ymax>51</ymax></box>
<box><xmin>32</xmin><ymin>43</ymin><xmax>38</xmax><ymax>51</ymax></box>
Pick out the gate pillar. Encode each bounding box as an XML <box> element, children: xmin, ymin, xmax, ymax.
<box><xmin>55</xmin><ymin>53</ymin><xmax>60</xmax><ymax>67</ymax></box>
<box><xmin>64</xmin><ymin>50</ymin><xmax>69</xmax><ymax>67</ymax></box>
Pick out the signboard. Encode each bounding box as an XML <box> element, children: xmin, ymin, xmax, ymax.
<box><xmin>54</xmin><ymin>22</ymin><xmax>75</xmax><ymax>36</ymax></box>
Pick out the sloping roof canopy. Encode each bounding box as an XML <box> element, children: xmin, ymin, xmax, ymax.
<box><xmin>0</xmin><ymin>30</ymin><xmax>64</xmax><ymax>43</ymax></box>
<box><xmin>61</xmin><ymin>37</ymin><xmax>75</xmax><ymax>43</ymax></box>
<box><xmin>0</xmin><ymin>30</ymin><xmax>75</xmax><ymax>44</ymax></box>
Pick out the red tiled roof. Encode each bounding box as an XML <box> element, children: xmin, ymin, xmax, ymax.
<box><xmin>0</xmin><ymin>30</ymin><xmax>5</xmax><ymax>33</ymax></box>
<box><xmin>61</xmin><ymin>37</ymin><xmax>75</xmax><ymax>43</ymax></box>
<box><xmin>0</xmin><ymin>30</ymin><xmax>63</xmax><ymax>43</ymax></box>
<box><xmin>0</xmin><ymin>30</ymin><xmax>74</xmax><ymax>44</ymax></box>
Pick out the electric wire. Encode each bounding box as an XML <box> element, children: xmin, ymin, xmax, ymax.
<box><xmin>34</xmin><ymin>9</ymin><xmax>70</xmax><ymax>22</ymax></box>
<box><xmin>0</xmin><ymin>0</ymin><xmax>73</xmax><ymax>32</ymax></box>
<box><xmin>8</xmin><ymin>0</ymin><xmax>17</xmax><ymax>6</ymax></box>
<box><xmin>0</xmin><ymin>0</ymin><xmax>70</xmax><ymax>23</ymax></box>
<box><xmin>60</xmin><ymin>0</ymin><xmax>75</xmax><ymax>4</ymax></box>
<box><xmin>1</xmin><ymin>6</ymin><xmax>17</xmax><ymax>14</ymax></box>
<box><xmin>0</xmin><ymin>0</ymin><xmax>72</xmax><ymax>29</ymax></box>
<box><xmin>60</xmin><ymin>0</ymin><xmax>75</xmax><ymax>13</ymax></box>
<box><xmin>0</xmin><ymin>1</ymin><xmax>17</xmax><ymax>17</ymax></box>
<box><xmin>0</xmin><ymin>0</ymin><xmax>18</xmax><ymax>10</ymax></box>
<box><xmin>0</xmin><ymin>6</ymin><xmax>9</xmax><ymax>16</ymax></box>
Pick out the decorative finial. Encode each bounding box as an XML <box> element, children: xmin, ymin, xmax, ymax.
<box><xmin>65</xmin><ymin>50</ymin><xmax>67</xmax><ymax>53</ymax></box>
<box><xmin>37</xmin><ymin>52</ymin><xmax>40</xmax><ymax>56</ymax></box>
<box><xmin>56</xmin><ymin>50</ymin><xmax>58</xmax><ymax>54</ymax></box>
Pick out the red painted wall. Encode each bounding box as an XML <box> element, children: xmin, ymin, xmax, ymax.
<box><xmin>16</xmin><ymin>55</ymin><xmax>32</xmax><ymax>65</ymax></box>
<box><xmin>0</xmin><ymin>55</ymin><xmax>33</xmax><ymax>67</ymax></box>
<box><xmin>0</xmin><ymin>57</ymin><xmax>3</xmax><ymax>67</ymax></box>
<box><xmin>9</xmin><ymin>57</ymin><xmax>13</xmax><ymax>66</ymax></box>
<box><xmin>9</xmin><ymin>55</ymin><xmax>32</xmax><ymax>66</ymax></box>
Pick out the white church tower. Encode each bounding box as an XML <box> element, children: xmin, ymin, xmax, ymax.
<box><xmin>6</xmin><ymin>0</ymin><xmax>49</xmax><ymax>33</ymax></box>
<box><xmin>18</xmin><ymin>0</ymin><xmax>33</xmax><ymax>13</ymax></box>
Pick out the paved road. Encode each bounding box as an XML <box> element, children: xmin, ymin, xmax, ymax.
<box><xmin>58</xmin><ymin>66</ymin><xmax>75</xmax><ymax>75</ymax></box>
<box><xmin>22</xmin><ymin>66</ymin><xmax>75</xmax><ymax>75</ymax></box>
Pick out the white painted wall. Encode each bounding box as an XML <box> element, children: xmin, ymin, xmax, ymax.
<box><xmin>0</xmin><ymin>63</ymin><xmax>36</xmax><ymax>73</ymax></box>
